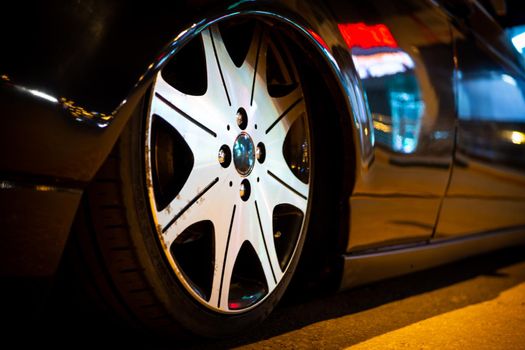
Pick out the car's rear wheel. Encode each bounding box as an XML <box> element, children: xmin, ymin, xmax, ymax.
<box><xmin>72</xmin><ymin>18</ymin><xmax>317</xmax><ymax>336</ymax></box>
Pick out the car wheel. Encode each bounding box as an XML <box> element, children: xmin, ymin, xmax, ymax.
<box><xmin>75</xmin><ymin>18</ymin><xmax>315</xmax><ymax>336</ymax></box>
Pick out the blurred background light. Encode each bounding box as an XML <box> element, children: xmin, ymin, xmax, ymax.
<box><xmin>507</xmin><ymin>24</ymin><xmax>525</xmax><ymax>57</ymax></box>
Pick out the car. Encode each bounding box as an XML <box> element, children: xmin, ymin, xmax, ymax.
<box><xmin>1</xmin><ymin>0</ymin><xmax>525</xmax><ymax>337</ymax></box>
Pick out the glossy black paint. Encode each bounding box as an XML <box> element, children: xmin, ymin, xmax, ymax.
<box><xmin>327</xmin><ymin>0</ymin><xmax>458</xmax><ymax>251</ymax></box>
<box><xmin>1</xmin><ymin>0</ymin><xmax>524</xmax><ymax>281</ymax></box>
<box><xmin>1</xmin><ymin>1</ymin><xmax>194</xmax><ymax>112</ymax></box>
<box><xmin>437</xmin><ymin>1</ymin><xmax>525</xmax><ymax>236</ymax></box>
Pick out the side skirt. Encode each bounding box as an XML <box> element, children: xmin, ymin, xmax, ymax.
<box><xmin>340</xmin><ymin>227</ymin><xmax>525</xmax><ymax>290</ymax></box>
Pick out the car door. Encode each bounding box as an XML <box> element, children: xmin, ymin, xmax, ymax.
<box><xmin>327</xmin><ymin>0</ymin><xmax>457</xmax><ymax>251</ymax></box>
<box><xmin>436</xmin><ymin>0</ymin><xmax>525</xmax><ymax>237</ymax></box>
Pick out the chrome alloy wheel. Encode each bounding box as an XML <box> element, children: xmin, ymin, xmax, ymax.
<box><xmin>145</xmin><ymin>21</ymin><xmax>311</xmax><ymax>313</ymax></box>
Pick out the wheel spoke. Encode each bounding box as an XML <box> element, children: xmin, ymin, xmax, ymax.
<box><xmin>243</xmin><ymin>25</ymin><xmax>266</xmax><ymax>106</ymax></box>
<box><xmin>208</xmin><ymin>24</ymin><xmax>268</xmax><ymax>109</ymax></box>
<box><xmin>267</xmin><ymin>170</ymin><xmax>308</xmax><ymax>207</ymax></box>
<box><xmin>208</xmin><ymin>26</ymin><xmax>245</xmax><ymax>107</ymax></box>
<box><xmin>256</xmin><ymin>164</ymin><xmax>308</xmax><ymax>215</ymax></box>
<box><xmin>208</xmin><ymin>205</ymin><xmax>245</xmax><ymax>309</ymax></box>
<box><xmin>151</xmin><ymin>74</ymin><xmax>230</xmax><ymax>142</ymax></box>
<box><xmin>264</xmin><ymin>146</ymin><xmax>309</xmax><ymax>206</ymax></box>
<box><xmin>264</xmin><ymin>86</ymin><xmax>304</xmax><ymax>136</ymax></box>
<box><xmin>240</xmin><ymin>203</ymin><xmax>278</xmax><ymax>294</ymax></box>
<box><xmin>203</xmin><ymin>27</ymin><xmax>237</xmax><ymax>107</ymax></box>
<box><xmin>254</xmin><ymin>200</ymin><xmax>285</xmax><ymax>279</ymax></box>
<box><xmin>161</xmin><ymin>172</ymin><xmax>229</xmax><ymax>248</ymax></box>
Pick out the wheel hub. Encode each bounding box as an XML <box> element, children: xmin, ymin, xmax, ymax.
<box><xmin>233</xmin><ymin>132</ymin><xmax>255</xmax><ymax>176</ymax></box>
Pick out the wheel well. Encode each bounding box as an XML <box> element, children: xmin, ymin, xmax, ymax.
<box><xmin>279</xmin><ymin>25</ymin><xmax>356</xmax><ymax>294</ymax></box>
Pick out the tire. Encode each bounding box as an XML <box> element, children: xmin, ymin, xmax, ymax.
<box><xmin>74</xmin><ymin>18</ymin><xmax>316</xmax><ymax>337</ymax></box>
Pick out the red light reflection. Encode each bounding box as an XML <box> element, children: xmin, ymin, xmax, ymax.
<box><xmin>229</xmin><ymin>302</ymin><xmax>241</xmax><ymax>310</ymax></box>
<box><xmin>338</xmin><ymin>22</ymin><xmax>398</xmax><ymax>50</ymax></box>
<box><xmin>307</xmin><ymin>29</ymin><xmax>330</xmax><ymax>51</ymax></box>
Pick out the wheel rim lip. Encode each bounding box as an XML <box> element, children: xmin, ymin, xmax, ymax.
<box><xmin>132</xmin><ymin>9</ymin><xmax>337</xmax><ymax>100</ymax></box>
<box><xmin>143</xmin><ymin>20</ymin><xmax>314</xmax><ymax>315</ymax></box>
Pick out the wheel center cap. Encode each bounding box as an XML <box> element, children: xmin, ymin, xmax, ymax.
<box><xmin>233</xmin><ymin>132</ymin><xmax>255</xmax><ymax>176</ymax></box>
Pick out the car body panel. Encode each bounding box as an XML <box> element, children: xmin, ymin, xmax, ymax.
<box><xmin>436</xmin><ymin>1</ymin><xmax>525</xmax><ymax>237</ymax></box>
<box><xmin>326</xmin><ymin>0</ymin><xmax>457</xmax><ymax>251</ymax></box>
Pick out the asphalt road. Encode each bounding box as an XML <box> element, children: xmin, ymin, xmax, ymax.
<box><xmin>179</xmin><ymin>245</ymin><xmax>525</xmax><ymax>350</ymax></box>
<box><xmin>4</xmin><ymin>245</ymin><xmax>525</xmax><ymax>349</ymax></box>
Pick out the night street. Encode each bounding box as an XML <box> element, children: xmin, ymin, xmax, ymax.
<box><xmin>3</xmin><ymin>0</ymin><xmax>525</xmax><ymax>346</ymax></box>
<box><xmin>6</xmin><ymin>245</ymin><xmax>524</xmax><ymax>349</ymax></box>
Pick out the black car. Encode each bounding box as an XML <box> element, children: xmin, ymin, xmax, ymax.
<box><xmin>1</xmin><ymin>0</ymin><xmax>525</xmax><ymax>337</ymax></box>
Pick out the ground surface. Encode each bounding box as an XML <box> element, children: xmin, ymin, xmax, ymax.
<box><xmin>3</xmin><ymin>246</ymin><xmax>525</xmax><ymax>349</ymax></box>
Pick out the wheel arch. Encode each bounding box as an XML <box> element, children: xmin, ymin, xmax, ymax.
<box><xmin>61</xmin><ymin>8</ymin><xmax>362</xmax><ymax>334</ymax></box>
